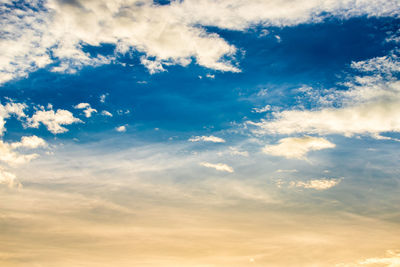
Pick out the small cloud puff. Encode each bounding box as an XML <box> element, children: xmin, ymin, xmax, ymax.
<box><xmin>101</xmin><ymin>110</ymin><xmax>113</xmax><ymax>117</ymax></box>
<box><xmin>189</xmin><ymin>135</ymin><xmax>225</xmax><ymax>143</ymax></box>
<box><xmin>116</xmin><ymin>125</ymin><xmax>127</xmax><ymax>132</ymax></box>
<box><xmin>263</xmin><ymin>136</ymin><xmax>335</xmax><ymax>160</ymax></box>
<box><xmin>74</xmin><ymin>103</ymin><xmax>97</xmax><ymax>118</ymax></box>
<box><xmin>200</xmin><ymin>162</ymin><xmax>234</xmax><ymax>173</ymax></box>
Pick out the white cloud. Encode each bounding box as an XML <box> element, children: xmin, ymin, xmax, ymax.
<box><xmin>206</xmin><ymin>74</ymin><xmax>215</xmax><ymax>79</ymax></box>
<box><xmin>0</xmin><ymin>140</ymin><xmax>39</xmax><ymax>166</ymax></box>
<box><xmin>200</xmin><ymin>162</ymin><xmax>234</xmax><ymax>173</ymax></box>
<box><xmin>140</xmin><ymin>56</ymin><xmax>166</xmax><ymax>74</ymax></box>
<box><xmin>1</xmin><ymin>0</ymin><xmax>399</xmax><ymax>84</ymax></box>
<box><xmin>358</xmin><ymin>250</ymin><xmax>400</xmax><ymax>266</ymax></box>
<box><xmin>11</xmin><ymin>135</ymin><xmax>47</xmax><ymax>149</ymax></box>
<box><xmin>252</xmin><ymin>105</ymin><xmax>271</xmax><ymax>113</ymax></box>
<box><xmin>263</xmin><ymin>136</ymin><xmax>335</xmax><ymax>159</ymax></box>
<box><xmin>27</xmin><ymin>107</ymin><xmax>82</xmax><ymax>134</ymax></box>
<box><xmin>0</xmin><ymin>102</ymin><xmax>26</xmax><ymax>135</ymax></box>
<box><xmin>338</xmin><ymin>250</ymin><xmax>400</xmax><ymax>267</ymax></box>
<box><xmin>189</xmin><ymin>135</ymin><xmax>226</xmax><ymax>143</ymax></box>
<box><xmin>351</xmin><ymin>54</ymin><xmax>400</xmax><ymax>75</ymax></box>
<box><xmin>249</xmin><ymin>52</ymin><xmax>400</xmax><ymax>140</ymax></box>
<box><xmin>101</xmin><ymin>110</ymin><xmax>113</xmax><ymax>117</ymax></box>
<box><xmin>0</xmin><ymin>169</ymin><xmax>21</xmax><ymax>189</ymax></box>
<box><xmin>74</xmin><ymin>102</ymin><xmax>97</xmax><ymax>118</ymax></box>
<box><xmin>116</xmin><ymin>125</ymin><xmax>127</xmax><ymax>132</ymax></box>
<box><xmin>290</xmin><ymin>178</ymin><xmax>341</xmax><ymax>190</ymax></box>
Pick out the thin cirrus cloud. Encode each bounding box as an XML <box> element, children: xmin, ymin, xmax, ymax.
<box><xmin>263</xmin><ymin>136</ymin><xmax>336</xmax><ymax>160</ymax></box>
<box><xmin>189</xmin><ymin>135</ymin><xmax>226</xmax><ymax>143</ymax></box>
<box><xmin>1</xmin><ymin>0</ymin><xmax>399</xmax><ymax>84</ymax></box>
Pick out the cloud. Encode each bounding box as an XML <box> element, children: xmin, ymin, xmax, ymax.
<box><xmin>200</xmin><ymin>162</ymin><xmax>234</xmax><ymax>173</ymax></box>
<box><xmin>116</xmin><ymin>125</ymin><xmax>127</xmax><ymax>132</ymax></box>
<box><xmin>0</xmin><ymin>102</ymin><xmax>26</xmax><ymax>135</ymax></box>
<box><xmin>99</xmin><ymin>94</ymin><xmax>108</xmax><ymax>103</ymax></box>
<box><xmin>252</xmin><ymin>105</ymin><xmax>271</xmax><ymax>113</ymax></box>
<box><xmin>249</xmin><ymin>53</ymin><xmax>400</xmax><ymax>140</ymax></box>
<box><xmin>290</xmin><ymin>178</ymin><xmax>341</xmax><ymax>190</ymax></box>
<box><xmin>351</xmin><ymin>54</ymin><xmax>400</xmax><ymax>75</ymax></box>
<box><xmin>358</xmin><ymin>250</ymin><xmax>400</xmax><ymax>266</ymax></box>
<box><xmin>189</xmin><ymin>135</ymin><xmax>226</xmax><ymax>143</ymax></box>
<box><xmin>0</xmin><ymin>140</ymin><xmax>39</xmax><ymax>166</ymax></box>
<box><xmin>27</xmin><ymin>107</ymin><xmax>82</xmax><ymax>134</ymax></box>
<box><xmin>74</xmin><ymin>102</ymin><xmax>97</xmax><ymax>118</ymax></box>
<box><xmin>11</xmin><ymin>136</ymin><xmax>47</xmax><ymax>149</ymax></box>
<box><xmin>263</xmin><ymin>136</ymin><xmax>335</xmax><ymax>159</ymax></box>
<box><xmin>101</xmin><ymin>110</ymin><xmax>113</xmax><ymax>117</ymax></box>
<box><xmin>0</xmin><ymin>169</ymin><xmax>21</xmax><ymax>189</ymax></box>
<box><xmin>1</xmin><ymin>0</ymin><xmax>399</xmax><ymax>84</ymax></box>
<box><xmin>228</xmin><ymin>146</ymin><xmax>249</xmax><ymax>157</ymax></box>
<box><xmin>140</xmin><ymin>56</ymin><xmax>166</xmax><ymax>74</ymax></box>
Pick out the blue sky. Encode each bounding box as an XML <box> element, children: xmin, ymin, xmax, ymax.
<box><xmin>1</xmin><ymin>1</ymin><xmax>400</xmax><ymax>266</ymax></box>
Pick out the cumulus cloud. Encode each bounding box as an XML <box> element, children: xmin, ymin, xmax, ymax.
<box><xmin>290</xmin><ymin>178</ymin><xmax>341</xmax><ymax>190</ymax></box>
<box><xmin>0</xmin><ymin>140</ymin><xmax>39</xmax><ymax>166</ymax></box>
<box><xmin>189</xmin><ymin>135</ymin><xmax>226</xmax><ymax>143</ymax></box>
<box><xmin>200</xmin><ymin>162</ymin><xmax>234</xmax><ymax>173</ymax></box>
<box><xmin>74</xmin><ymin>102</ymin><xmax>97</xmax><ymax>118</ymax></box>
<box><xmin>27</xmin><ymin>107</ymin><xmax>82</xmax><ymax>134</ymax></box>
<box><xmin>11</xmin><ymin>135</ymin><xmax>47</xmax><ymax>149</ymax></box>
<box><xmin>263</xmin><ymin>136</ymin><xmax>335</xmax><ymax>159</ymax></box>
<box><xmin>1</xmin><ymin>0</ymin><xmax>399</xmax><ymax>84</ymax></box>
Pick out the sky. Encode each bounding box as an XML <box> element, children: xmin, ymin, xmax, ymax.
<box><xmin>1</xmin><ymin>0</ymin><xmax>400</xmax><ymax>266</ymax></box>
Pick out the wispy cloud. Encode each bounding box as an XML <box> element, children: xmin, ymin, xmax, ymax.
<box><xmin>200</xmin><ymin>162</ymin><xmax>234</xmax><ymax>173</ymax></box>
<box><xmin>290</xmin><ymin>178</ymin><xmax>342</xmax><ymax>190</ymax></box>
